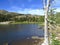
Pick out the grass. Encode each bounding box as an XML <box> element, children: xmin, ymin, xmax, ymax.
<box><xmin>11</xmin><ymin>21</ymin><xmax>44</xmax><ymax>25</ymax></box>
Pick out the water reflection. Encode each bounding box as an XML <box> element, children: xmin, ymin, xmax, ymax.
<box><xmin>0</xmin><ymin>24</ymin><xmax>44</xmax><ymax>45</ymax></box>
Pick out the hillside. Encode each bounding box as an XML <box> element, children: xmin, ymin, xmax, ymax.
<box><xmin>0</xmin><ymin>10</ymin><xmax>44</xmax><ymax>23</ymax></box>
<box><xmin>0</xmin><ymin>10</ymin><xmax>60</xmax><ymax>24</ymax></box>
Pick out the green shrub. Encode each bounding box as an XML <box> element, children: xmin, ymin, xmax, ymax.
<box><xmin>51</xmin><ymin>33</ymin><xmax>60</xmax><ymax>45</ymax></box>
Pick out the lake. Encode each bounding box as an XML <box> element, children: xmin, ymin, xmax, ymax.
<box><xmin>0</xmin><ymin>24</ymin><xmax>44</xmax><ymax>45</ymax></box>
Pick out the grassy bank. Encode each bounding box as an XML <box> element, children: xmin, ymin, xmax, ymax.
<box><xmin>11</xmin><ymin>22</ymin><xmax>44</xmax><ymax>25</ymax></box>
<box><xmin>0</xmin><ymin>21</ymin><xmax>44</xmax><ymax>26</ymax></box>
<box><xmin>11</xmin><ymin>22</ymin><xmax>38</xmax><ymax>24</ymax></box>
<box><xmin>11</xmin><ymin>21</ymin><xmax>43</xmax><ymax>24</ymax></box>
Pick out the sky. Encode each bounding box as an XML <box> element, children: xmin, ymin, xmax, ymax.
<box><xmin>0</xmin><ymin>0</ymin><xmax>60</xmax><ymax>15</ymax></box>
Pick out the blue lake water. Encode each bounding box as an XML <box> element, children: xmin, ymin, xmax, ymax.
<box><xmin>0</xmin><ymin>24</ymin><xmax>44</xmax><ymax>44</ymax></box>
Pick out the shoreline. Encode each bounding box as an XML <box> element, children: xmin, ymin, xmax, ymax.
<box><xmin>11</xmin><ymin>22</ymin><xmax>44</xmax><ymax>25</ymax></box>
<box><xmin>0</xmin><ymin>21</ymin><xmax>11</xmax><ymax>24</ymax></box>
<box><xmin>0</xmin><ymin>21</ymin><xmax>44</xmax><ymax>25</ymax></box>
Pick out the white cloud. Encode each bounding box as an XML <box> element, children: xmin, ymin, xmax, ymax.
<box><xmin>54</xmin><ymin>0</ymin><xmax>60</xmax><ymax>5</ymax></box>
<box><xmin>52</xmin><ymin>0</ymin><xmax>60</xmax><ymax>7</ymax></box>
<box><xmin>17</xmin><ymin>9</ymin><xmax>44</xmax><ymax>15</ymax></box>
<box><xmin>9</xmin><ymin>6</ymin><xmax>44</xmax><ymax>15</ymax></box>
<box><xmin>28</xmin><ymin>9</ymin><xmax>44</xmax><ymax>15</ymax></box>
<box><xmin>9</xmin><ymin>6</ymin><xmax>60</xmax><ymax>16</ymax></box>
<box><xmin>55</xmin><ymin>8</ymin><xmax>60</xmax><ymax>12</ymax></box>
<box><xmin>50</xmin><ymin>0</ymin><xmax>60</xmax><ymax>12</ymax></box>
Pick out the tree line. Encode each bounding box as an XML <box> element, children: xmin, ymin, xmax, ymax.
<box><xmin>0</xmin><ymin>10</ymin><xmax>44</xmax><ymax>22</ymax></box>
<box><xmin>0</xmin><ymin>10</ymin><xmax>60</xmax><ymax>24</ymax></box>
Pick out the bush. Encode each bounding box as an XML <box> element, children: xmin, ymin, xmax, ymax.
<box><xmin>51</xmin><ymin>33</ymin><xmax>60</xmax><ymax>45</ymax></box>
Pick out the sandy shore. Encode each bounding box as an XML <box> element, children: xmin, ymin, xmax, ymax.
<box><xmin>0</xmin><ymin>22</ymin><xmax>11</xmax><ymax>24</ymax></box>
